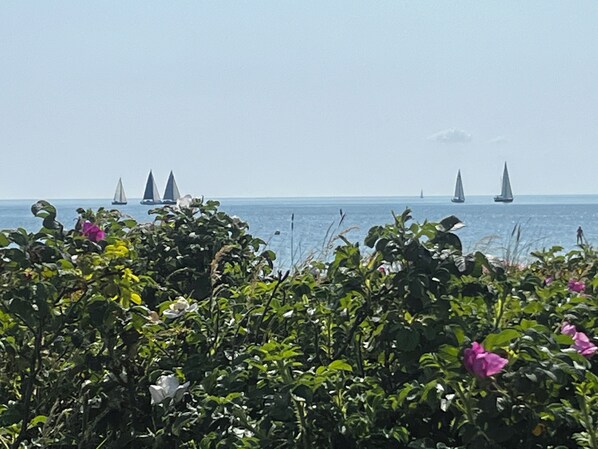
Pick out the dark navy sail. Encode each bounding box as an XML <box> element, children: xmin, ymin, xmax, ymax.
<box><xmin>162</xmin><ymin>171</ymin><xmax>181</xmax><ymax>205</ymax></box>
<box><xmin>141</xmin><ymin>170</ymin><xmax>161</xmax><ymax>205</ymax></box>
<box><xmin>451</xmin><ymin>170</ymin><xmax>465</xmax><ymax>203</ymax></box>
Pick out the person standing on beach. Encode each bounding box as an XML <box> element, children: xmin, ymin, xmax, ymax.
<box><xmin>577</xmin><ymin>226</ymin><xmax>584</xmax><ymax>245</ymax></box>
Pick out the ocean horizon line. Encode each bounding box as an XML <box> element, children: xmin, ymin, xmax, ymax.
<box><xmin>2</xmin><ymin>193</ymin><xmax>598</xmax><ymax>202</ymax></box>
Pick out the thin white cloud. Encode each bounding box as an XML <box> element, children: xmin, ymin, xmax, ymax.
<box><xmin>488</xmin><ymin>136</ymin><xmax>508</xmax><ymax>145</ymax></box>
<box><xmin>427</xmin><ymin>128</ymin><xmax>472</xmax><ymax>144</ymax></box>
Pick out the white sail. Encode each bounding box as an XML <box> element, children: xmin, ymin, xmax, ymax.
<box><xmin>141</xmin><ymin>170</ymin><xmax>161</xmax><ymax>204</ymax></box>
<box><xmin>451</xmin><ymin>170</ymin><xmax>465</xmax><ymax>202</ymax></box>
<box><xmin>501</xmin><ymin>164</ymin><xmax>513</xmax><ymax>199</ymax></box>
<box><xmin>494</xmin><ymin>163</ymin><xmax>514</xmax><ymax>202</ymax></box>
<box><xmin>162</xmin><ymin>171</ymin><xmax>181</xmax><ymax>204</ymax></box>
<box><xmin>112</xmin><ymin>178</ymin><xmax>127</xmax><ymax>204</ymax></box>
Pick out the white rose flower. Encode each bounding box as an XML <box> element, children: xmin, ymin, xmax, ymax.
<box><xmin>149</xmin><ymin>374</ymin><xmax>190</xmax><ymax>405</ymax></box>
<box><xmin>162</xmin><ymin>297</ymin><xmax>198</xmax><ymax>319</ymax></box>
<box><xmin>175</xmin><ymin>194</ymin><xmax>193</xmax><ymax>210</ymax></box>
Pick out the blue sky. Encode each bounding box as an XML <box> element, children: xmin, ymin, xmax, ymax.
<box><xmin>1</xmin><ymin>1</ymin><xmax>598</xmax><ymax>198</ymax></box>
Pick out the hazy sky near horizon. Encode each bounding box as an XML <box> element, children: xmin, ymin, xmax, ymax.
<box><xmin>2</xmin><ymin>1</ymin><xmax>598</xmax><ymax>199</ymax></box>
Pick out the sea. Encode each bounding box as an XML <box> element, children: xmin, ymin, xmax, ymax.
<box><xmin>1</xmin><ymin>195</ymin><xmax>597</xmax><ymax>267</ymax></box>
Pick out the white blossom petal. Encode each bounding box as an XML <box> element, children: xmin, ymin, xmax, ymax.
<box><xmin>158</xmin><ymin>374</ymin><xmax>181</xmax><ymax>398</ymax></box>
<box><xmin>176</xmin><ymin>195</ymin><xmax>193</xmax><ymax>210</ymax></box>
<box><xmin>162</xmin><ymin>298</ymin><xmax>197</xmax><ymax>319</ymax></box>
<box><xmin>173</xmin><ymin>381</ymin><xmax>190</xmax><ymax>402</ymax></box>
<box><xmin>149</xmin><ymin>385</ymin><xmax>166</xmax><ymax>405</ymax></box>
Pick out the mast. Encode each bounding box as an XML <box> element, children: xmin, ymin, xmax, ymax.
<box><xmin>162</xmin><ymin>171</ymin><xmax>181</xmax><ymax>204</ymax></box>
<box><xmin>141</xmin><ymin>170</ymin><xmax>161</xmax><ymax>204</ymax></box>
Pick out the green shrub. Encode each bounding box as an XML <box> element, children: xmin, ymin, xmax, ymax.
<box><xmin>0</xmin><ymin>201</ymin><xmax>596</xmax><ymax>449</ymax></box>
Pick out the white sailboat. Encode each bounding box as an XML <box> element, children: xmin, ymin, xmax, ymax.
<box><xmin>162</xmin><ymin>171</ymin><xmax>181</xmax><ymax>205</ymax></box>
<box><xmin>112</xmin><ymin>178</ymin><xmax>127</xmax><ymax>205</ymax></box>
<box><xmin>451</xmin><ymin>170</ymin><xmax>465</xmax><ymax>203</ymax></box>
<box><xmin>494</xmin><ymin>163</ymin><xmax>514</xmax><ymax>203</ymax></box>
<box><xmin>140</xmin><ymin>170</ymin><xmax>161</xmax><ymax>205</ymax></box>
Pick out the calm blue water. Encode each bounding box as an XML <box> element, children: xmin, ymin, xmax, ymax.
<box><xmin>1</xmin><ymin>196</ymin><xmax>597</xmax><ymax>267</ymax></box>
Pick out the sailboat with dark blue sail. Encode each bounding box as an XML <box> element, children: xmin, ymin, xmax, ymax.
<box><xmin>162</xmin><ymin>171</ymin><xmax>181</xmax><ymax>205</ymax></box>
<box><xmin>451</xmin><ymin>170</ymin><xmax>465</xmax><ymax>203</ymax></box>
<box><xmin>140</xmin><ymin>170</ymin><xmax>161</xmax><ymax>205</ymax></box>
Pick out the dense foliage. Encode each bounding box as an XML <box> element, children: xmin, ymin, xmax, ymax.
<box><xmin>0</xmin><ymin>200</ymin><xmax>597</xmax><ymax>449</ymax></box>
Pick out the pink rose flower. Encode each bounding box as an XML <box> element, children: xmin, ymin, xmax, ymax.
<box><xmin>561</xmin><ymin>322</ymin><xmax>577</xmax><ymax>337</ymax></box>
<box><xmin>463</xmin><ymin>342</ymin><xmax>508</xmax><ymax>378</ymax></box>
<box><xmin>81</xmin><ymin>221</ymin><xmax>105</xmax><ymax>242</ymax></box>
<box><xmin>561</xmin><ymin>322</ymin><xmax>597</xmax><ymax>358</ymax></box>
<box><xmin>567</xmin><ymin>279</ymin><xmax>585</xmax><ymax>293</ymax></box>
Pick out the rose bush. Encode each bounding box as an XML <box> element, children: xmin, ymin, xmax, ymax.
<box><xmin>0</xmin><ymin>201</ymin><xmax>596</xmax><ymax>448</ymax></box>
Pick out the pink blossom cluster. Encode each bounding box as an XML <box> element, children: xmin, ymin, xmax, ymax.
<box><xmin>81</xmin><ymin>221</ymin><xmax>105</xmax><ymax>242</ymax></box>
<box><xmin>463</xmin><ymin>342</ymin><xmax>508</xmax><ymax>378</ymax></box>
<box><xmin>567</xmin><ymin>279</ymin><xmax>585</xmax><ymax>293</ymax></box>
<box><xmin>561</xmin><ymin>322</ymin><xmax>597</xmax><ymax>358</ymax></box>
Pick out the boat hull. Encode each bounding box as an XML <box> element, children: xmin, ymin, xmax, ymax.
<box><xmin>494</xmin><ymin>197</ymin><xmax>513</xmax><ymax>203</ymax></box>
<box><xmin>112</xmin><ymin>201</ymin><xmax>127</xmax><ymax>205</ymax></box>
<box><xmin>140</xmin><ymin>200</ymin><xmax>160</xmax><ymax>205</ymax></box>
<box><xmin>451</xmin><ymin>198</ymin><xmax>465</xmax><ymax>203</ymax></box>
<box><xmin>161</xmin><ymin>200</ymin><xmax>177</xmax><ymax>205</ymax></box>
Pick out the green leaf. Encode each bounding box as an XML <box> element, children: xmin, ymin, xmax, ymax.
<box><xmin>483</xmin><ymin>329</ymin><xmax>521</xmax><ymax>350</ymax></box>
<box><xmin>450</xmin><ymin>325</ymin><xmax>465</xmax><ymax>345</ymax></box>
<box><xmin>519</xmin><ymin>319</ymin><xmax>538</xmax><ymax>330</ymax></box>
<box><xmin>42</xmin><ymin>216</ymin><xmax>63</xmax><ymax>231</ymax></box>
<box><xmin>554</xmin><ymin>334</ymin><xmax>574</xmax><ymax>345</ymax></box>
<box><xmin>436</xmin><ymin>215</ymin><xmax>464</xmax><ymax>232</ymax></box>
<box><xmin>9</xmin><ymin>230</ymin><xmax>28</xmax><ymax>247</ymax></box>
<box><xmin>122</xmin><ymin>219</ymin><xmax>138</xmax><ymax>228</ymax></box>
<box><xmin>328</xmin><ymin>360</ymin><xmax>353</xmax><ymax>372</ymax></box>
<box><xmin>8</xmin><ymin>298</ymin><xmax>36</xmax><ymax>327</ymax></box>
<box><xmin>396</xmin><ymin>327</ymin><xmax>420</xmax><ymax>352</ymax></box>
<box><xmin>31</xmin><ymin>200</ymin><xmax>56</xmax><ymax>219</ymax></box>
<box><xmin>30</xmin><ymin>415</ymin><xmax>47</xmax><ymax>426</ymax></box>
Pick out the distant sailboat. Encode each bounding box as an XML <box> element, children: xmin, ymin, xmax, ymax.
<box><xmin>451</xmin><ymin>170</ymin><xmax>465</xmax><ymax>203</ymax></box>
<box><xmin>112</xmin><ymin>178</ymin><xmax>127</xmax><ymax>205</ymax></box>
<box><xmin>140</xmin><ymin>170</ymin><xmax>161</xmax><ymax>205</ymax></box>
<box><xmin>494</xmin><ymin>163</ymin><xmax>514</xmax><ymax>203</ymax></box>
<box><xmin>162</xmin><ymin>171</ymin><xmax>181</xmax><ymax>205</ymax></box>
<box><xmin>420</xmin><ymin>189</ymin><xmax>424</xmax><ymax>199</ymax></box>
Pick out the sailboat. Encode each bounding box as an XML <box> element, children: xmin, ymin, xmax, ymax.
<box><xmin>140</xmin><ymin>170</ymin><xmax>161</xmax><ymax>205</ymax></box>
<box><xmin>112</xmin><ymin>178</ymin><xmax>127</xmax><ymax>205</ymax></box>
<box><xmin>494</xmin><ymin>162</ymin><xmax>514</xmax><ymax>203</ymax></box>
<box><xmin>451</xmin><ymin>170</ymin><xmax>465</xmax><ymax>203</ymax></box>
<box><xmin>162</xmin><ymin>171</ymin><xmax>181</xmax><ymax>205</ymax></box>
<box><xmin>420</xmin><ymin>189</ymin><xmax>424</xmax><ymax>199</ymax></box>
